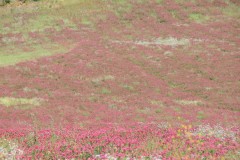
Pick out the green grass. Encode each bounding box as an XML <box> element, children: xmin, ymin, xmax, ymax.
<box><xmin>197</xmin><ymin>111</ymin><xmax>205</xmax><ymax>120</ymax></box>
<box><xmin>0</xmin><ymin>138</ymin><xmax>11</xmax><ymax>152</ymax></box>
<box><xmin>0</xmin><ymin>0</ymin><xmax>111</xmax><ymax>67</ymax></box>
<box><xmin>108</xmin><ymin>104</ymin><xmax>118</xmax><ymax>109</ymax></box>
<box><xmin>156</xmin><ymin>0</ymin><xmax>164</xmax><ymax>4</ymax></box>
<box><xmin>88</xmin><ymin>95</ymin><xmax>99</xmax><ymax>102</ymax></box>
<box><xmin>0</xmin><ymin>14</ymin><xmax>77</xmax><ymax>35</ymax></box>
<box><xmin>168</xmin><ymin>81</ymin><xmax>185</xmax><ymax>89</ymax></box>
<box><xmin>113</xmin><ymin>0</ymin><xmax>132</xmax><ymax>17</ymax></box>
<box><xmin>101</xmin><ymin>88</ymin><xmax>112</xmax><ymax>94</ymax></box>
<box><xmin>81</xmin><ymin>17</ymin><xmax>92</xmax><ymax>25</ymax></box>
<box><xmin>143</xmin><ymin>137</ymin><xmax>159</xmax><ymax>153</ymax></box>
<box><xmin>0</xmin><ymin>3</ymin><xmax>77</xmax><ymax>67</ymax></box>
<box><xmin>222</xmin><ymin>4</ymin><xmax>240</xmax><ymax>18</ymax></box>
<box><xmin>121</xmin><ymin>84</ymin><xmax>134</xmax><ymax>91</ymax></box>
<box><xmin>155</xmin><ymin>108</ymin><xmax>162</xmax><ymax>113</ymax></box>
<box><xmin>0</xmin><ymin>43</ymin><xmax>68</xmax><ymax>66</ymax></box>
<box><xmin>175</xmin><ymin>0</ymin><xmax>196</xmax><ymax>4</ymax></box>
<box><xmin>112</xmin><ymin>0</ymin><xmax>128</xmax><ymax>5</ymax></box>
<box><xmin>169</xmin><ymin>10</ymin><xmax>178</xmax><ymax>19</ymax></box>
<box><xmin>189</xmin><ymin>13</ymin><xmax>209</xmax><ymax>23</ymax></box>
<box><xmin>151</xmin><ymin>100</ymin><xmax>165</xmax><ymax>114</ymax></box>
<box><xmin>172</xmin><ymin>106</ymin><xmax>182</xmax><ymax>112</ymax></box>
<box><xmin>0</xmin><ymin>138</ymin><xmax>20</xmax><ymax>159</ymax></box>
<box><xmin>138</xmin><ymin>107</ymin><xmax>151</xmax><ymax>114</ymax></box>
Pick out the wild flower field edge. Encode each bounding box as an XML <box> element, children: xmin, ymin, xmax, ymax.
<box><xmin>0</xmin><ymin>124</ymin><xmax>239</xmax><ymax>160</ymax></box>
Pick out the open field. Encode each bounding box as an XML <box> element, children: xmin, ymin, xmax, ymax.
<box><xmin>0</xmin><ymin>0</ymin><xmax>240</xmax><ymax>159</ymax></box>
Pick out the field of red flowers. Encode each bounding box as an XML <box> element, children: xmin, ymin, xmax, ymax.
<box><xmin>0</xmin><ymin>0</ymin><xmax>239</xmax><ymax>159</ymax></box>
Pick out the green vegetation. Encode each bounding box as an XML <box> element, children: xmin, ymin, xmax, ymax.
<box><xmin>156</xmin><ymin>0</ymin><xmax>163</xmax><ymax>4</ymax></box>
<box><xmin>121</xmin><ymin>84</ymin><xmax>134</xmax><ymax>91</ymax></box>
<box><xmin>138</xmin><ymin>107</ymin><xmax>151</xmax><ymax>114</ymax></box>
<box><xmin>113</xmin><ymin>0</ymin><xmax>127</xmax><ymax>5</ymax></box>
<box><xmin>197</xmin><ymin>111</ymin><xmax>205</xmax><ymax>120</ymax></box>
<box><xmin>0</xmin><ymin>0</ymin><xmax>41</xmax><ymax>6</ymax></box>
<box><xmin>0</xmin><ymin>138</ymin><xmax>20</xmax><ymax>160</ymax></box>
<box><xmin>175</xmin><ymin>0</ymin><xmax>196</xmax><ymax>4</ymax></box>
<box><xmin>144</xmin><ymin>137</ymin><xmax>158</xmax><ymax>153</ymax></box>
<box><xmin>0</xmin><ymin>14</ymin><xmax>77</xmax><ymax>35</ymax></box>
<box><xmin>222</xmin><ymin>4</ymin><xmax>240</xmax><ymax>18</ymax></box>
<box><xmin>189</xmin><ymin>13</ymin><xmax>209</xmax><ymax>23</ymax></box>
<box><xmin>101</xmin><ymin>88</ymin><xmax>111</xmax><ymax>94</ymax></box>
<box><xmin>168</xmin><ymin>81</ymin><xmax>185</xmax><ymax>89</ymax></box>
<box><xmin>91</xmin><ymin>75</ymin><xmax>115</xmax><ymax>87</ymax></box>
<box><xmin>0</xmin><ymin>138</ymin><xmax>11</xmax><ymax>153</ymax></box>
<box><xmin>113</xmin><ymin>0</ymin><xmax>132</xmax><ymax>17</ymax></box>
<box><xmin>170</xmin><ymin>10</ymin><xmax>178</xmax><ymax>19</ymax></box>
<box><xmin>151</xmin><ymin>100</ymin><xmax>165</xmax><ymax>114</ymax></box>
<box><xmin>0</xmin><ymin>0</ymin><xmax>110</xmax><ymax>66</ymax></box>
<box><xmin>81</xmin><ymin>17</ymin><xmax>92</xmax><ymax>26</ymax></box>
<box><xmin>0</xmin><ymin>43</ymin><xmax>68</xmax><ymax>66</ymax></box>
<box><xmin>88</xmin><ymin>96</ymin><xmax>99</xmax><ymax>102</ymax></box>
<box><xmin>0</xmin><ymin>3</ymin><xmax>77</xmax><ymax>66</ymax></box>
<box><xmin>155</xmin><ymin>108</ymin><xmax>161</xmax><ymax>113</ymax></box>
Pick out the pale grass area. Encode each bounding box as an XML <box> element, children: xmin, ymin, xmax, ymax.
<box><xmin>150</xmin><ymin>100</ymin><xmax>165</xmax><ymax>107</ymax></box>
<box><xmin>94</xmin><ymin>154</ymin><xmax>162</xmax><ymax>160</ymax></box>
<box><xmin>136</xmin><ymin>37</ymin><xmax>190</xmax><ymax>46</ymax></box>
<box><xmin>91</xmin><ymin>75</ymin><xmax>115</xmax><ymax>84</ymax></box>
<box><xmin>112</xmin><ymin>37</ymin><xmax>190</xmax><ymax>47</ymax></box>
<box><xmin>0</xmin><ymin>97</ymin><xmax>43</xmax><ymax>109</ymax></box>
<box><xmin>175</xmin><ymin>100</ymin><xmax>203</xmax><ymax>106</ymax></box>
